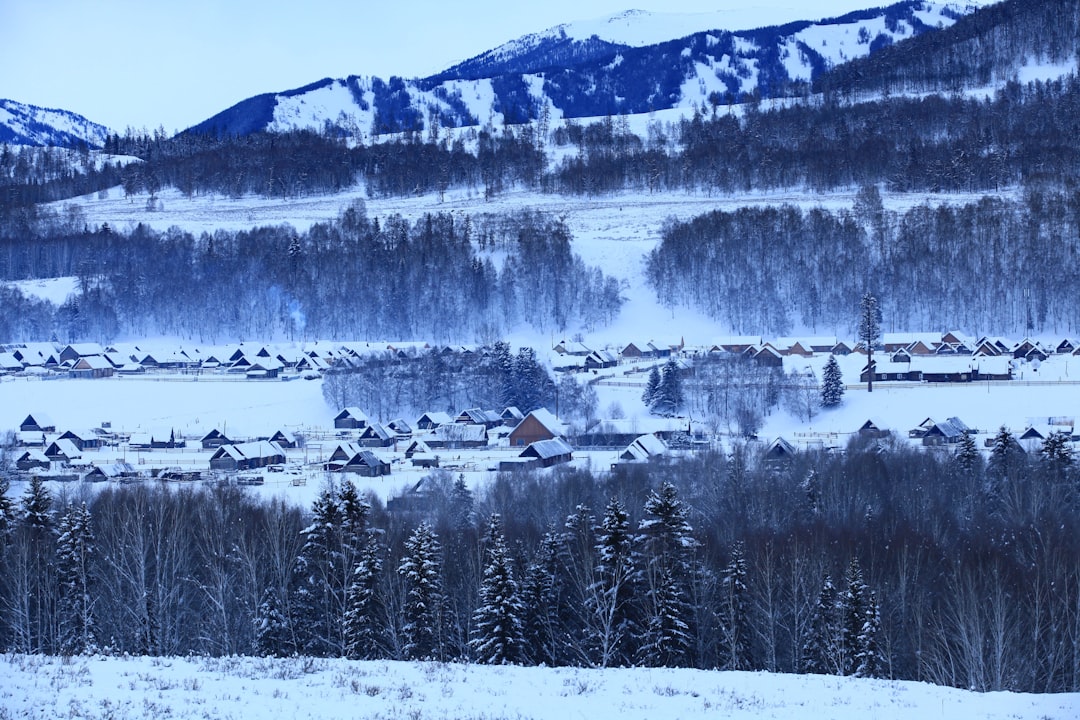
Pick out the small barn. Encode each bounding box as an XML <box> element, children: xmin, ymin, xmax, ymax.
<box><xmin>358</xmin><ymin>423</ymin><xmax>395</xmax><ymax>448</ymax></box>
<box><xmin>764</xmin><ymin>437</ymin><xmax>797</xmax><ymax>462</ymax></box>
<box><xmin>426</xmin><ymin>424</ymin><xmax>488</xmax><ymax>449</ymax></box>
<box><xmin>57</xmin><ymin>430</ymin><xmax>103</xmax><ymax>451</ymax></box>
<box><xmin>269</xmin><ymin>430</ymin><xmax>299</xmax><ymax>449</ymax></box>
<box><xmin>518</xmin><ymin>438</ymin><xmax>574</xmax><ymax>468</ymax></box>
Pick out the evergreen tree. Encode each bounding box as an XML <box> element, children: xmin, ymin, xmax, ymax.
<box><xmin>800</xmin><ymin>469</ymin><xmax>821</xmax><ymax>516</ymax></box>
<box><xmin>634</xmin><ymin>482</ymin><xmax>697</xmax><ymax>667</ymax></box>
<box><xmin>988</xmin><ymin>425</ymin><xmax>1025</xmax><ymax>486</ymax></box>
<box><xmin>0</xmin><ymin>477</ymin><xmax>15</xmax><ymax>543</ymax></box>
<box><xmin>718</xmin><ymin>541</ymin><xmax>750</xmax><ymax>670</ymax></box>
<box><xmin>854</xmin><ymin>590</ymin><xmax>883</xmax><ymax>678</ymax></box>
<box><xmin>651</xmin><ymin>356</ymin><xmax>684</xmax><ymax>415</ymax></box>
<box><xmin>642</xmin><ymin>365</ymin><xmax>661</xmax><ymax>409</ymax></box>
<box><xmin>55</xmin><ymin>502</ymin><xmax>96</xmax><ymax>656</ymax></box>
<box><xmin>290</xmin><ymin>482</ymin><xmax>346</xmax><ymax>656</ymax></box>
<box><xmin>14</xmin><ymin>476</ymin><xmax>55</xmax><ymax>653</ymax></box>
<box><xmin>803</xmin><ymin>574</ymin><xmax>842</xmax><ymax>674</ymax></box>
<box><xmin>344</xmin><ymin>532</ymin><xmax>385</xmax><ymax>660</ymax></box>
<box><xmin>520</xmin><ymin>529</ymin><xmax>565</xmax><ymax>666</ymax></box>
<box><xmin>955</xmin><ymin>430</ymin><xmax>982</xmax><ymax>477</ymax></box>
<box><xmin>857</xmin><ymin>292</ymin><xmax>881</xmax><ymax>392</ymax></box>
<box><xmin>253</xmin><ymin>586</ymin><xmax>290</xmax><ymax>657</ymax></box>
<box><xmin>470</xmin><ymin>514</ymin><xmax>525</xmax><ymax>664</ymax></box>
<box><xmin>841</xmin><ymin>558</ymin><xmax>870</xmax><ymax>676</ymax></box>
<box><xmin>398</xmin><ymin>521</ymin><xmax>444</xmax><ymax>660</ymax></box>
<box><xmin>1039</xmin><ymin>430</ymin><xmax>1074</xmax><ymax>482</ymax></box>
<box><xmin>819</xmin><ymin>354</ymin><xmax>844</xmax><ymax>407</ymax></box>
<box><xmin>591</xmin><ymin>498</ymin><xmax>635</xmax><ymax>667</ymax></box>
<box><xmin>448</xmin><ymin>473</ymin><xmax>475</xmax><ymax>532</ymax></box>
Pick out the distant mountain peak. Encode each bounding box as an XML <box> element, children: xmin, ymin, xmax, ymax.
<box><xmin>0</xmin><ymin>98</ymin><xmax>111</xmax><ymax>149</ymax></box>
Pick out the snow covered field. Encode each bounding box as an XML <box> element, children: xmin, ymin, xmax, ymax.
<box><xmin>3</xmin><ymin>654</ymin><xmax>1077</xmax><ymax>720</ymax></box>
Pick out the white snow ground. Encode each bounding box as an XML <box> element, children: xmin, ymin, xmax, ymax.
<box><xmin>3</xmin><ymin>654</ymin><xmax>1076</xmax><ymax>720</ymax></box>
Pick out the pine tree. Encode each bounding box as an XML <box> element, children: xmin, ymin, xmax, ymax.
<box><xmin>470</xmin><ymin>514</ymin><xmax>525</xmax><ymax>664</ymax></box>
<box><xmin>634</xmin><ymin>482</ymin><xmax>697</xmax><ymax>667</ymax></box>
<box><xmin>651</xmin><ymin>356</ymin><xmax>684</xmax><ymax>416</ymax></box>
<box><xmin>819</xmin><ymin>354</ymin><xmax>844</xmax><ymax>407</ymax></box>
<box><xmin>55</xmin><ymin>502</ymin><xmax>96</xmax><ymax>656</ymax></box>
<box><xmin>344</xmin><ymin>532</ymin><xmax>385</xmax><ymax>660</ymax></box>
<box><xmin>642</xmin><ymin>365</ymin><xmax>661</xmax><ymax>409</ymax></box>
<box><xmin>290</xmin><ymin>482</ymin><xmax>347</xmax><ymax>656</ymax></box>
<box><xmin>15</xmin><ymin>476</ymin><xmax>55</xmax><ymax>653</ymax></box>
<box><xmin>398</xmin><ymin>521</ymin><xmax>444</xmax><ymax>660</ymax></box>
<box><xmin>800</xmin><ymin>469</ymin><xmax>821</xmax><ymax>516</ymax></box>
<box><xmin>841</xmin><ymin>558</ymin><xmax>869</xmax><ymax>676</ymax></box>
<box><xmin>718</xmin><ymin>541</ymin><xmax>750</xmax><ymax>670</ymax></box>
<box><xmin>0</xmin><ymin>477</ymin><xmax>16</xmax><ymax>544</ymax></box>
<box><xmin>803</xmin><ymin>574</ymin><xmax>842</xmax><ymax>675</ymax></box>
<box><xmin>1039</xmin><ymin>430</ymin><xmax>1074</xmax><ymax>482</ymax></box>
<box><xmin>857</xmin><ymin>292</ymin><xmax>881</xmax><ymax>392</ymax></box>
<box><xmin>448</xmin><ymin>473</ymin><xmax>475</xmax><ymax>532</ymax></box>
<box><xmin>854</xmin><ymin>590</ymin><xmax>883</xmax><ymax>678</ymax></box>
<box><xmin>253</xmin><ymin>586</ymin><xmax>290</xmax><ymax>657</ymax></box>
<box><xmin>955</xmin><ymin>430</ymin><xmax>981</xmax><ymax>476</ymax></box>
<box><xmin>520</xmin><ymin>529</ymin><xmax>565</xmax><ymax>666</ymax></box>
<box><xmin>591</xmin><ymin>498</ymin><xmax>635</xmax><ymax>667</ymax></box>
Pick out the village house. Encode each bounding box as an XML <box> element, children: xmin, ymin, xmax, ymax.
<box><xmin>509</xmin><ymin>408</ymin><xmax>567</xmax><ymax>448</ymax></box>
<box><xmin>357</xmin><ymin>423</ymin><xmax>395</xmax><ymax>448</ymax></box>
<box><xmin>426</xmin><ymin>423</ymin><xmax>488</xmax><ymax>449</ymax></box>
<box><xmin>415</xmin><ymin>411</ymin><xmax>453</xmax><ymax>431</ymax></box>
<box><xmin>201</xmin><ymin>428</ymin><xmax>232</xmax><ymax>449</ymax></box>
<box><xmin>209</xmin><ymin>441</ymin><xmax>285</xmax><ymax>472</ymax></box>
<box><xmin>323</xmin><ymin>442</ymin><xmax>391</xmax><ymax>476</ymax></box>
<box><xmin>518</xmin><ymin>438</ymin><xmax>574</xmax><ymax>468</ymax></box>
<box><xmin>20</xmin><ymin>413</ymin><xmax>56</xmax><ymax>433</ymax></box>
<box><xmin>618</xmin><ymin>434</ymin><xmax>669</xmax><ymax>463</ymax></box>
<box><xmin>16</xmin><ymin>449</ymin><xmax>50</xmax><ymax>471</ymax></box>
<box><xmin>45</xmin><ymin>439</ymin><xmax>83</xmax><ymax>463</ymax></box>
<box><xmin>334</xmin><ymin>407</ymin><xmax>370</xmax><ymax>429</ymax></box>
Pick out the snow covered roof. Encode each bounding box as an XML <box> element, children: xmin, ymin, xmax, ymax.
<box><xmin>521</xmin><ymin>438</ymin><xmax>573</xmax><ymax>460</ymax></box>
<box><xmin>620</xmin><ymin>433</ymin><xmax>668</xmax><ymax>461</ymax></box>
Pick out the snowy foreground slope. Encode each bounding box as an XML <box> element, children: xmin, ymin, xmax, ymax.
<box><xmin>3</xmin><ymin>655</ymin><xmax>1077</xmax><ymax>720</ymax></box>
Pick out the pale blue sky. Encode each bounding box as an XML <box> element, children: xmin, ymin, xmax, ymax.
<box><xmin>0</xmin><ymin>0</ymin><xmax>970</xmax><ymax>133</ymax></box>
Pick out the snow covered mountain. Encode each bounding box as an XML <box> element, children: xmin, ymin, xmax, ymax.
<box><xmin>0</xmin><ymin>98</ymin><xmax>110</xmax><ymax>149</ymax></box>
<box><xmin>187</xmin><ymin>1</ymin><xmax>975</xmax><ymax>137</ymax></box>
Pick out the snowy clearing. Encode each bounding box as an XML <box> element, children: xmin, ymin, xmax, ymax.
<box><xmin>2</xmin><ymin>654</ymin><xmax>1076</xmax><ymax>720</ymax></box>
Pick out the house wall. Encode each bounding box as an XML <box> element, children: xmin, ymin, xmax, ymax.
<box><xmin>509</xmin><ymin>415</ymin><xmax>555</xmax><ymax>447</ymax></box>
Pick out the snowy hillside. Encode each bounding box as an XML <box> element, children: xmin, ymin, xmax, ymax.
<box><xmin>5</xmin><ymin>654</ymin><xmax>1077</xmax><ymax>720</ymax></box>
<box><xmin>0</xmin><ymin>98</ymin><xmax>111</xmax><ymax>148</ymax></box>
<box><xmin>187</xmin><ymin>1</ymin><xmax>976</xmax><ymax>137</ymax></box>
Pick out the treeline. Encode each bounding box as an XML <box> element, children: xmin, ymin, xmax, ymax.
<box><xmin>551</xmin><ymin>75</ymin><xmax>1080</xmax><ymax>194</ymax></box>
<box><xmin>0</xmin><ymin>205</ymin><xmax>623</xmax><ymax>343</ymax></box>
<box><xmin>1</xmin><ymin>432</ymin><xmax>1077</xmax><ymax>693</ymax></box>
<box><xmin>646</xmin><ymin>189</ymin><xmax>1080</xmax><ymax>335</ymax></box>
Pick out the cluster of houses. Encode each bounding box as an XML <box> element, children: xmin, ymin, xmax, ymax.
<box><xmin>551</xmin><ymin>331</ymin><xmax>1080</xmax><ymax>384</ymax></box>
<box><xmin>10</xmin><ymin>399</ymin><xmax>679</xmax><ymax>488</ymax></box>
<box><xmin>0</xmin><ymin>340</ymin><xmax>486</xmax><ymax>380</ymax></box>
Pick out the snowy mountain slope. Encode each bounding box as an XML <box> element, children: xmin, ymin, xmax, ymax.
<box><xmin>0</xmin><ymin>98</ymin><xmax>111</xmax><ymax>148</ymax></box>
<box><xmin>185</xmin><ymin>1</ymin><xmax>976</xmax><ymax>137</ymax></box>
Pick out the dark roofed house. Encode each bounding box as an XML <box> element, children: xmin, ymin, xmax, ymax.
<box><xmin>618</xmin><ymin>434</ymin><xmax>668</xmax><ymax>463</ymax></box>
<box><xmin>358</xmin><ymin>423</ymin><xmax>394</xmax><ymax>448</ymax></box>
<box><xmin>45</xmin><ymin>439</ymin><xmax>82</xmax><ymax>463</ymax></box>
<box><xmin>16</xmin><ymin>449</ymin><xmax>50</xmax><ymax>471</ymax></box>
<box><xmin>415</xmin><ymin>411</ymin><xmax>454</xmax><ymax>430</ymax></box>
<box><xmin>334</xmin><ymin>407</ymin><xmax>369</xmax><ymax>429</ymax></box>
<box><xmin>57</xmin><ymin>430</ymin><xmax>103</xmax><ymax>451</ymax></box>
<box><xmin>323</xmin><ymin>442</ymin><xmax>391</xmax><ymax>476</ymax></box>
<box><xmin>201</xmin><ymin>429</ymin><xmax>232</xmax><ymax>449</ymax></box>
<box><xmin>764</xmin><ymin>437</ymin><xmax>796</xmax><ymax>462</ymax></box>
<box><xmin>269</xmin><ymin>430</ymin><xmax>298</xmax><ymax>448</ymax></box>
<box><xmin>455</xmin><ymin>408</ymin><xmax>503</xmax><ymax>428</ymax></box>
<box><xmin>922</xmin><ymin>417</ymin><xmax>970</xmax><ymax>446</ymax></box>
<box><xmin>20</xmin><ymin>413</ymin><xmax>56</xmax><ymax>433</ymax></box>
